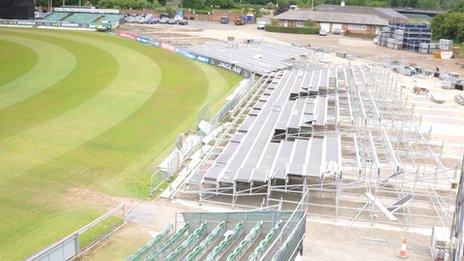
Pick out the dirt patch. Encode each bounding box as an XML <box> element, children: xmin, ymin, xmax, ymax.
<box><xmin>63</xmin><ymin>186</ymin><xmax>140</xmax><ymax>214</ymax></box>
<box><xmin>303</xmin><ymin>219</ymin><xmax>431</xmax><ymax>261</ymax></box>
<box><xmin>82</xmin><ymin>222</ymin><xmax>151</xmax><ymax>261</ymax></box>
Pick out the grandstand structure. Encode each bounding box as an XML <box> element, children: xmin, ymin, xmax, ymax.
<box><xmin>128</xmin><ymin>194</ymin><xmax>308</xmax><ymax>261</ymax></box>
<box><xmin>187</xmin><ymin>41</ymin><xmax>317</xmax><ymax>75</ymax></box>
<box><xmin>40</xmin><ymin>7</ymin><xmax>123</xmax><ymax>27</ymax></box>
<box><xmin>171</xmin><ymin>57</ymin><xmax>457</xmax><ymax>228</ymax></box>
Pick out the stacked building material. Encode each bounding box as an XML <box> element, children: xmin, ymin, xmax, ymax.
<box><xmin>393</xmin><ymin>29</ymin><xmax>404</xmax><ymax>50</ymax></box>
<box><xmin>419</xmin><ymin>42</ymin><xmax>429</xmax><ymax>54</ymax></box>
<box><xmin>439</xmin><ymin>39</ymin><xmax>453</xmax><ymax>51</ymax></box>
<box><xmin>400</xmin><ymin>24</ymin><xmax>431</xmax><ymax>52</ymax></box>
<box><xmin>379</xmin><ymin>27</ymin><xmax>403</xmax><ymax>50</ymax></box>
<box><xmin>429</xmin><ymin>43</ymin><xmax>438</xmax><ymax>54</ymax></box>
<box><xmin>378</xmin><ymin>26</ymin><xmax>391</xmax><ymax>47</ymax></box>
<box><xmin>377</xmin><ymin>23</ymin><xmax>431</xmax><ymax>52</ymax></box>
<box><xmin>387</xmin><ymin>37</ymin><xmax>395</xmax><ymax>49</ymax></box>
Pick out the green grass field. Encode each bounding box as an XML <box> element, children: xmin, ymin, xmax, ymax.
<box><xmin>0</xmin><ymin>27</ymin><xmax>241</xmax><ymax>260</ymax></box>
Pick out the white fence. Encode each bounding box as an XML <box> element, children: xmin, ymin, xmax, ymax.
<box><xmin>26</xmin><ymin>204</ymin><xmax>125</xmax><ymax>261</ymax></box>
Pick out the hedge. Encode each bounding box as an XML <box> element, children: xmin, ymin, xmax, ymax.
<box><xmin>265</xmin><ymin>25</ymin><xmax>320</xmax><ymax>35</ymax></box>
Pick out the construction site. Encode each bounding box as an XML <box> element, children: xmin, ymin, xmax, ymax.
<box><xmin>77</xmin><ymin>23</ymin><xmax>464</xmax><ymax>261</ymax></box>
<box><xmin>121</xmin><ymin>39</ymin><xmax>462</xmax><ymax>260</ymax></box>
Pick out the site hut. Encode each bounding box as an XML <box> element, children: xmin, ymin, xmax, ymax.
<box><xmin>273</xmin><ymin>4</ymin><xmax>409</xmax><ymax>36</ymax></box>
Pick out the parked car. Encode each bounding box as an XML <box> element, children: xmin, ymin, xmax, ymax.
<box><xmin>167</xmin><ymin>19</ymin><xmax>177</xmax><ymax>25</ymax></box>
<box><xmin>159</xmin><ymin>17</ymin><xmax>169</xmax><ymax>24</ymax></box>
<box><xmin>319</xmin><ymin>29</ymin><xmax>327</xmax><ymax>36</ymax></box>
<box><xmin>220</xmin><ymin>16</ymin><xmax>229</xmax><ymax>24</ymax></box>
<box><xmin>257</xmin><ymin>21</ymin><xmax>266</xmax><ymax>29</ymax></box>
<box><xmin>147</xmin><ymin>17</ymin><xmax>159</xmax><ymax>24</ymax></box>
<box><xmin>373</xmin><ymin>37</ymin><xmax>379</xmax><ymax>44</ymax></box>
<box><xmin>178</xmin><ymin>19</ymin><xmax>188</xmax><ymax>25</ymax></box>
<box><xmin>160</xmin><ymin>13</ymin><xmax>169</xmax><ymax>19</ymax></box>
<box><xmin>134</xmin><ymin>16</ymin><xmax>144</xmax><ymax>23</ymax></box>
<box><xmin>174</xmin><ymin>15</ymin><xmax>183</xmax><ymax>21</ymax></box>
<box><xmin>333</xmin><ymin>28</ymin><xmax>341</xmax><ymax>35</ymax></box>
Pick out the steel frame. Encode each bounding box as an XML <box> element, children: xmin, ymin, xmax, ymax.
<box><xmin>175</xmin><ymin>60</ymin><xmax>457</xmax><ymax>228</ymax></box>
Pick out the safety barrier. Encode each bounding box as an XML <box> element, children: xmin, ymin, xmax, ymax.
<box><xmin>267</xmin><ymin>189</ymin><xmax>309</xmax><ymax>260</ymax></box>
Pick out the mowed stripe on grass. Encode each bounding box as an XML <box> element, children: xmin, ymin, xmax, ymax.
<box><xmin>0</xmin><ymin>30</ymin><xmax>119</xmax><ymax>140</ymax></box>
<box><xmin>0</xmin><ymin>39</ymin><xmax>38</xmax><ymax>86</ymax></box>
<box><xmin>0</xmin><ymin>30</ymin><xmax>161</xmax><ymax>175</ymax></box>
<box><xmin>0</xmin><ymin>35</ymin><xmax>76</xmax><ymax>110</ymax></box>
<box><xmin>0</xmin><ymin>28</ymin><xmax>241</xmax><ymax>260</ymax></box>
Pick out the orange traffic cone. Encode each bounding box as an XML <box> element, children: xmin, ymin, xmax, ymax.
<box><xmin>398</xmin><ymin>238</ymin><xmax>408</xmax><ymax>259</ymax></box>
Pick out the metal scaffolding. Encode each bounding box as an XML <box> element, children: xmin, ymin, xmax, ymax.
<box><xmin>173</xmin><ymin>59</ymin><xmax>457</xmax><ymax>229</ymax></box>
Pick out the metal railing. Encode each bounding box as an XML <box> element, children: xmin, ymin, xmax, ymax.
<box><xmin>264</xmin><ymin>189</ymin><xmax>309</xmax><ymax>261</ymax></box>
<box><xmin>26</xmin><ymin>204</ymin><xmax>125</xmax><ymax>261</ymax></box>
<box><xmin>148</xmin><ymin>78</ymin><xmax>255</xmax><ymax>196</ymax></box>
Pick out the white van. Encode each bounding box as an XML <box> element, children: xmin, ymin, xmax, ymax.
<box><xmin>257</xmin><ymin>21</ymin><xmax>266</xmax><ymax>29</ymax></box>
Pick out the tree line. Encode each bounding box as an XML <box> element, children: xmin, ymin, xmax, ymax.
<box><xmin>290</xmin><ymin>0</ymin><xmax>461</xmax><ymax>9</ymax></box>
<box><xmin>431</xmin><ymin>2</ymin><xmax>464</xmax><ymax>43</ymax></box>
<box><xmin>35</xmin><ymin>0</ymin><xmax>463</xmax><ymax>10</ymax></box>
<box><xmin>35</xmin><ymin>0</ymin><xmax>162</xmax><ymax>9</ymax></box>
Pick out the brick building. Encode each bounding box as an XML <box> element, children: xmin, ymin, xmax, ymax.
<box><xmin>273</xmin><ymin>5</ymin><xmax>409</xmax><ymax>36</ymax></box>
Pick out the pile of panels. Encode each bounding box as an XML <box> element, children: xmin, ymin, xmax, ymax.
<box><xmin>378</xmin><ymin>27</ymin><xmax>404</xmax><ymax>50</ymax></box>
<box><xmin>187</xmin><ymin>41</ymin><xmax>312</xmax><ymax>75</ymax></box>
<box><xmin>191</xmin><ymin>67</ymin><xmax>342</xmax><ymax>186</ymax></box>
<box><xmin>377</xmin><ymin>24</ymin><xmax>432</xmax><ymax>52</ymax></box>
<box><xmin>439</xmin><ymin>39</ymin><xmax>454</xmax><ymax>51</ymax></box>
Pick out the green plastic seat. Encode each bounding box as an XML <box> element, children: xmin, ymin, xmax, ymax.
<box><xmin>185</xmin><ymin>221</ymin><xmax>225</xmax><ymax>261</ymax></box>
<box><xmin>248</xmin><ymin>220</ymin><xmax>283</xmax><ymax>261</ymax></box>
<box><xmin>206</xmin><ymin>221</ymin><xmax>244</xmax><ymax>261</ymax></box>
<box><xmin>227</xmin><ymin>221</ymin><xmax>263</xmax><ymax>261</ymax></box>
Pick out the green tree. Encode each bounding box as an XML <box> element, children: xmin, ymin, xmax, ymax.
<box><xmin>35</xmin><ymin>0</ymin><xmax>49</xmax><ymax>6</ymax></box>
<box><xmin>431</xmin><ymin>11</ymin><xmax>464</xmax><ymax>42</ymax></box>
<box><xmin>182</xmin><ymin>0</ymin><xmax>204</xmax><ymax>9</ymax></box>
<box><xmin>453</xmin><ymin>1</ymin><xmax>464</xmax><ymax>12</ymax></box>
<box><xmin>304</xmin><ymin>19</ymin><xmax>316</xmax><ymax>28</ymax></box>
<box><xmin>205</xmin><ymin>0</ymin><xmax>234</xmax><ymax>8</ymax></box>
<box><xmin>98</xmin><ymin>0</ymin><xmax>157</xmax><ymax>9</ymax></box>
